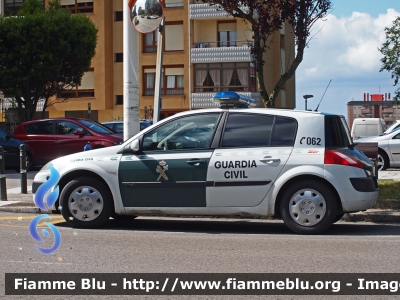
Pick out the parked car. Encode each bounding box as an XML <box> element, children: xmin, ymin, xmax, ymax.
<box><xmin>384</xmin><ymin>120</ymin><xmax>400</xmax><ymax>135</ymax></box>
<box><xmin>0</xmin><ymin>127</ymin><xmax>32</xmax><ymax>171</ymax></box>
<box><xmin>355</xmin><ymin>129</ymin><xmax>400</xmax><ymax>170</ymax></box>
<box><xmin>14</xmin><ymin>118</ymin><xmax>123</xmax><ymax>167</ymax></box>
<box><xmin>33</xmin><ymin>92</ymin><xmax>378</xmax><ymax>234</ymax></box>
<box><xmin>102</xmin><ymin>120</ymin><xmax>152</xmax><ymax>134</ymax></box>
<box><xmin>351</xmin><ymin>118</ymin><xmax>386</xmax><ymax>140</ymax></box>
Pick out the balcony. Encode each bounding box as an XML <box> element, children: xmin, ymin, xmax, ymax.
<box><xmin>361</xmin><ymin>109</ymin><xmax>371</xmax><ymax>114</ymax></box>
<box><xmin>382</xmin><ymin>108</ymin><xmax>394</xmax><ymax>113</ymax></box>
<box><xmin>190</xmin><ymin>3</ymin><xmax>232</xmax><ymax>19</ymax></box>
<box><xmin>191</xmin><ymin>42</ymin><xmax>252</xmax><ymax>63</ymax></box>
<box><xmin>191</xmin><ymin>92</ymin><xmax>260</xmax><ymax>109</ymax></box>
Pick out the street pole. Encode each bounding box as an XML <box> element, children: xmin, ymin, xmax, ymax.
<box><xmin>153</xmin><ymin>17</ymin><xmax>165</xmax><ymax>124</ymax></box>
<box><xmin>123</xmin><ymin>0</ymin><xmax>140</xmax><ymax>141</ymax></box>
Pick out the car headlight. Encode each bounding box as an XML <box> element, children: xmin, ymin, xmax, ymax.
<box><xmin>114</xmin><ymin>141</ymin><xmax>123</xmax><ymax>145</ymax></box>
<box><xmin>39</xmin><ymin>163</ymin><xmax>52</xmax><ymax>173</ymax></box>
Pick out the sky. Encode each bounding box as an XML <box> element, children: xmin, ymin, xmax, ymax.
<box><xmin>295</xmin><ymin>0</ymin><xmax>400</xmax><ymax>117</ymax></box>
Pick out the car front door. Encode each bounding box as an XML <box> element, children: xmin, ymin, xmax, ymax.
<box><xmin>54</xmin><ymin>120</ymin><xmax>87</xmax><ymax>157</ymax></box>
<box><xmin>118</xmin><ymin>113</ymin><xmax>222</xmax><ymax>207</ymax></box>
<box><xmin>388</xmin><ymin>132</ymin><xmax>400</xmax><ymax>164</ymax></box>
<box><xmin>207</xmin><ymin>113</ymin><xmax>297</xmax><ymax>207</ymax></box>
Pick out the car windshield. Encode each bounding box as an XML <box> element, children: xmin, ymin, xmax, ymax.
<box><xmin>384</xmin><ymin>122</ymin><xmax>400</xmax><ymax>134</ymax></box>
<box><xmin>78</xmin><ymin>119</ymin><xmax>116</xmax><ymax>134</ymax></box>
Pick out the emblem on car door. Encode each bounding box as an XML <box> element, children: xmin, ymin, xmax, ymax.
<box><xmin>156</xmin><ymin>160</ymin><xmax>169</xmax><ymax>181</ymax></box>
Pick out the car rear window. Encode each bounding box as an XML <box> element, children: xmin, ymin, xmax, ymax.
<box><xmin>24</xmin><ymin>120</ymin><xmax>53</xmax><ymax>134</ymax></box>
<box><xmin>325</xmin><ymin>116</ymin><xmax>352</xmax><ymax>148</ymax></box>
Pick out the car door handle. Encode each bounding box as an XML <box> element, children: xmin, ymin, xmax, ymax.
<box><xmin>186</xmin><ymin>159</ymin><xmax>206</xmax><ymax>165</ymax></box>
<box><xmin>259</xmin><ymin>156</ymin><xmax>281</xmax><ymax>163</ymax></box>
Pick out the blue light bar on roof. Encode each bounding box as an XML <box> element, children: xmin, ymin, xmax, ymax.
<box><xmin>212</xmin><ymin>91</ymin><xmax>256</xmax><ymax>108</ymax></box>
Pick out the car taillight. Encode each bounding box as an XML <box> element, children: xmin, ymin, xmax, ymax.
<box><xmin>324</xmin><ymin>150</ymin><xmax>363</xmax><ymax>169</ymax></box>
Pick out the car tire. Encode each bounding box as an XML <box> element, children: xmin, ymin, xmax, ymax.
<box><xmin>333</xmin><ymin>213</ymin><xmax>344</xmax><ymax>223</ymax></box>
<box><xmin>60</xmin><ymin>177</ymin><xmax>114</xmax><ymax>229</ymax></box>
<box><xmin>377</xmin><ymin>150</ymin><xmax>389</xmax><ymax>171</ymax></box>
<box><xmin>280</xmin><ymin>180</ymin><xmax>338</xmax><ymax>234</ymax></box>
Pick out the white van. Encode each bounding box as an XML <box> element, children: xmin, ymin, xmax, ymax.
<box><xmin>351</xmin><ymin>118</ymin><xmax>386</xmax><ymax>139</ymax></box>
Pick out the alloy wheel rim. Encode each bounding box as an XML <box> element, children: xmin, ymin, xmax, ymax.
<box><xmin>377</xmin><ymin>154</ymin><xmax>384</xmax><ymax>171</ymax></box>
<box><xmin>288</xmin><ymin>188</ymin><xmax>326</xmax><ymax>226</ymax></box>
<box><xmin>68</xmin><ymin>186</ymin><xmax>104</xmax><ymax>221</ymax></box>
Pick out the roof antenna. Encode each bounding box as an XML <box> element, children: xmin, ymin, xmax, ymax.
<box><xmin>315</xmin><ymin>79</ymin><xmax>332</xmax><ymax>111</ymax></box>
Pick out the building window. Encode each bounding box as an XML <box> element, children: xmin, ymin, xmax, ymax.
<box><xmin>143</xmin><ymin>67</ymin><xmax>184</xmax><ymax>96</ymax></box>
<box><xmin>60</xmin><ymin>69</ymin><xmax>94</xmax><ymax>98</ymax></box>
<box><xmin>143</xmin><ymin>32</ymin><xmax>158</xmax><ymax>53</ymax></box>
<box><xmin>60</xmin><ymin>0</ymin><xmax>93</xmax><ymax>14</ymax></box>
<box><xmin>165</xmin><ymin>22</ymin><xmax>184</xmax><ymax>51</ymax></box>
<box><xmin>4</xmin><ymin>0</ymin><xmax>44</xmax><ymax>15</ymax></box>
<box><xmin>194</xmin><ymin>62</ymin><xmax>256</xmax><ymax>92</ymax></box>
<box><xmin>115</xmin><ymin>53</ymin><xmax>123</xmax><ymax>62</ymax></box>
<box><xmin>116</xmin><ymin>95</ymin><xmax>123</xmax><ymax>105</ymax></box>
<box><xmin>115</xmin><ymin>11</ymin><xmax>123</xmax><ymax>21</ymax></box>
<box><xmin>218</xmin><ymin>21</ymin><xmax>237</xmax><ymax>47</ymax></box>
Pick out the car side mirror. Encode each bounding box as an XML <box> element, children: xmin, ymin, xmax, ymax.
<box><xmin>74</xmin><ymin>130</ymin><xmax>83</xmax><ymax>136</ymax></box>
<box><xmin>130</xmin><ymin>139</ymin><xmax>140</xmax><ymax>152</ymax></box>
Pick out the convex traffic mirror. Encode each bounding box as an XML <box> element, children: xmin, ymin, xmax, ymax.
<box><xmin>128</xmin><ymin>0</ymin><xmax>164</xmax><ymax>33</ymax></box>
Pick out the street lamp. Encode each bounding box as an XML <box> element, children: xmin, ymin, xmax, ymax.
<box><xmin>303</xmin><ymin>94</ymin><xmax>314</xmax><ymax>110</ymax></box>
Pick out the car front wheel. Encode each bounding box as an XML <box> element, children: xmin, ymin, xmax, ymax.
<box><xmin>60</xmin><ymin>177</ymin><xmax>114</xmax><ymax>228</ymax></box>
<box><xmin>377</xmin><ymin>150</ymin><xmax>389</xmax><ymax>171</ymax></box>
<box><xmin>280</xmin><ymin>180</ymin><xmax>338</xmax><ymax>234</ymax></box>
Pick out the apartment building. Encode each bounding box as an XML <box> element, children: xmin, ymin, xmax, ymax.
<box><xmin>347</xmin><ymin>93</ymin><xmax>398</xmax><ymax>127</ymax></box>
<box><xmin>1</xmin><ymin>0</ymin><xmax>296</xmax><ymax>122</ymax></box>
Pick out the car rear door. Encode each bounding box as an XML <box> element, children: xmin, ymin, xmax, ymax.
<box><xmin>24</xmin><ymin>120</ymin><xmax>55</xmax><ymax>164</ymax></box>
<box><xmin>118</xmin><ymin>113</ymin><xmax>222</xmax><ymax>207</ymax></box>
<box><xmin>207</xmin><ymin>113</ymin><xmax>297</xmax><ymax>207</ymax></box>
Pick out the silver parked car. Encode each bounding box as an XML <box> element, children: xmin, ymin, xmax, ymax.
<box><xmin>355</xmin><ymin>130</ymin><xmax>400</xmax><ymax>170</ymax></box>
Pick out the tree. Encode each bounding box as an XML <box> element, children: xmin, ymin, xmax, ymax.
<box><xmin>379</xmin><ymin>16</ymin><xmax>400</xmax><ymax>101</ymax></box>
<box><xmin>201</xmin><ymin>0</ymin><xmax>331</xmax><ymax>108</ymax></box>
<box><xmin>0</xmin><ymin>0</ymin><xmax>98</xmax><ymax>121</ymax></box>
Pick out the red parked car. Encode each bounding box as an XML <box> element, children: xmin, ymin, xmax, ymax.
<box><xmin>13</xmin><ymin>118</ymin><xmax>123</xmax><ymax>167</ymax></box>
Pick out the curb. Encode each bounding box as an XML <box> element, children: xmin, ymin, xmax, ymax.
<box><xmin>1</xmin><ymin>198</ymin><xmax>400</xmax><ymax>223</ymax></box>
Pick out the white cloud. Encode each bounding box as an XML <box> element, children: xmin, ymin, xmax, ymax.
<box><xmin>298</xmin><ymin>8</ymin><xmax>400</xmax><ymax>81</ymax></box>
<box><xmin>296</xmin><ymin>8</ymin><xmax>400</xmax><ymax>117</ymax></box>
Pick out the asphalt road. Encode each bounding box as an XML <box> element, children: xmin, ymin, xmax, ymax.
<box><xmin>1</xmin><ymin>213</ymin><xmax>400</xmax><ymax>299</ymax></box>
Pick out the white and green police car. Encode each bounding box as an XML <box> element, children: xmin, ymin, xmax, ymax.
<box><xmin>32</xmin><ymin>92</ymin><xmax>379</xmax><ymax>234</ymax></box>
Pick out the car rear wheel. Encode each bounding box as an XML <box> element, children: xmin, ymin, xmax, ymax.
<box><xmin>377</xmin><ymin>150</ymin><xmax>389</xmax><ymax>171</ymax></box>
<box><xmin>280</xmin><ymin>180</ymin><xmax>338</xmax><ymax>234</ymax></box>
<box><xmin>60</xmin><ymin>177</ymin><xmax>114</xmax><ymax>228</ymax></box>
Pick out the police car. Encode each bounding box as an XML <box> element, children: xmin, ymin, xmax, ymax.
<box><xmin>32</xmin><ymin>92</ymin><xmax>379</xmax><ymax>234</ymax></box>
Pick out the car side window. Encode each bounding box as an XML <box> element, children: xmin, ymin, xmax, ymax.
<box><xmin>28</xmin><ymin>121</ymin><xmax>53</xmax><ymax>134</ymax></box>
<box><xmin>270</xmin><ymin>117</ymin><xmax>297</xmax><ymax>146</ymax></box>
<box><xmin>221</xmin><ymin>114</ymin><xmax>297</xmax><ymax>148</ymax></box>
<box><xmin>393</xmin><ymin>133</ymin><xmax>400</xmax><ymax>140</ymax></box>
<box><xmin>56</xmin><ymin>121</ymin><xmax>84</xmax><ymax>135</ymax></box>
<box><xmin>114</xmin><ymin>123</ymin><xmax>123</xmax><ymax>133</ymax></box>
<box><xmin>221</xmin><ymin>113</ymin><xmax>274</xmax><ymax>147</ymax></box>
<box><xmin>142</xmin><ymin>113</ymin><xmax>220</xmax><ymax>151</ymax></box>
